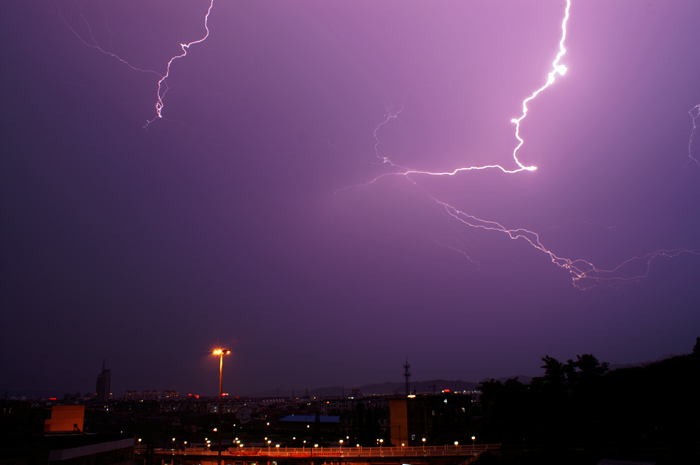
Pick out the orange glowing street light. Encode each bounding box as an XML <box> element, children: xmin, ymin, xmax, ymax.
<box><xmin>213</xmin><ymin>349</ymin><xmax>231</xmax><ymax>465</ymax></box>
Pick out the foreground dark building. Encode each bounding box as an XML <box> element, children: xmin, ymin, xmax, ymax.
<box><xmin>389</xmin><ymin>393</ymin><xmax>472</xmax><ymax>447</ymax></box>
<box><xmin>0</xmin><ymin>401</ymin><xmax>134</xmax><ymax>465</ymax></box>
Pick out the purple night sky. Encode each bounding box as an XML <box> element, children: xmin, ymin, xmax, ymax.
<box><xmin>2</xmin><ymin>0</ymin><xmax>699</xmax><ymax>397</ymax></box>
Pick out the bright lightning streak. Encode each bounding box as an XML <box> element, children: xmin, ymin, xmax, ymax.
<box><xmin>352</xmin><ymin>0</ymin><xmax>700</xmax><ymax>289</ymax></box>
<box><xmin>53</xmin><ymin>0</ymin><xmax>215</xmax><ymax>128</ymax></box>
<box><xmin>362</xmin><ymin>0</ymin><xmax>570</xmax><ymax>184</ymax></box>
<box><xmin>510</xmin><ymin>0</ymin><xmax>570</xmax><ymax>173</ymax></box>
<box><xmin>145</xmin><ymin>0</ymin><xmax>215</xmax><ymax>128</ymax></box>
<box><xmin>689</xmin><ymin>104</ymin><xmax>700</xmax><ymax>165</ymax></box>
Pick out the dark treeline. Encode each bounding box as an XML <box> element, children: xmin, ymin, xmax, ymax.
<box><xmin>475</xmin><ymin>338</ymin><xmax>699</xmax><ymax>464</ymax></box>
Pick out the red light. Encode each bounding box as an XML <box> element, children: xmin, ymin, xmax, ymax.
<box><xmin>49</xmin><ymin>397</ymin><xmax>56</xmax><ymax>400</ymax></box>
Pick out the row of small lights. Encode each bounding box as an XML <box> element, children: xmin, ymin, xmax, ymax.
<box><xmin>142</xmin><ymin>350</ymin><xmax>476</xmax><ymax>450</ymax></box>
<box><xmin>139</xmin><ymin>436</ymin><xmax>476</xmax><ymax>448</ymax></box>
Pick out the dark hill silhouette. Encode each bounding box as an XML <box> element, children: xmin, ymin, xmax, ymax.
<box><xmin>245</xmin><ymin>379</ymin><xmax>483</xmax><ymax>398</ymax></box>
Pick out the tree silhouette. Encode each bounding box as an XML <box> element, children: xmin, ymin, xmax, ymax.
<box><xmin>540</xmin><ymin>355</ymin><xmax>565</xmax><ymax>386</ymax></box>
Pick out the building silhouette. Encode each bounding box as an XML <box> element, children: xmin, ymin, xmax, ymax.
<box><xmin>404</xmin><ymin>358</ymin><xmax>411</xmax><ymax>395</ymax></box>
<box><xmin>390</xmin><ymin>393</ymin><xmax>472</xmax><ymax>446</ymax></box>
<box><xmin>95</xmin><ymin>360</ymin><xmax>111</xmax><ymax>401</ymax></box>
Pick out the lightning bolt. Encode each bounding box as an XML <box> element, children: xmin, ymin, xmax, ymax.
<box><xmin>146</xmin><ymin>0</ymin><xmax>215</xmax><ymax>128</ymax></box>
<box><xmin>52</xmin><ymin>0</ymin><xmax>215</xmax><ymax>128</ymax></box>
<box><xmin>510</xmin><ymin>1</ymin><xmax>569</xmax><ymax>173</ymax></box>
<box><xmin>689</xmin><ymin>104</ymin><xmax>700</xmax><ymax>165</ymax></box>
<box><xmin>53</xmin><ymin>0</ymin><xmax>698</xmax><ymax>288</ymax></box>
<box><xmin>52</xmin><ymin>0</ymin><xmax>159</xmax><ymax>76</ymax></box>
<box><xmin>425</xmin><ymin>187</ymin><xmax>700</xmax><ymax>290</ymax></box>
<box><xmin>351</xmin><ymin>0</ymin><xmax>700</xmax><ymax>289</ymax></box>
<box><xmin>370</xmin><ymin>1</ymin><xmax>569</xmax><ymax>179</ymax></box>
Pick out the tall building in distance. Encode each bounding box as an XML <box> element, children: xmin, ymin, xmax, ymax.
<box><xmin>404</xmin><ymin>358</ymin><xmax>411</xmax><ymax>395</ymax></box>
<box><xmin>95</xmin><ymin>360</ymin><xmax>111</xmax><ymax>401</ymax></box>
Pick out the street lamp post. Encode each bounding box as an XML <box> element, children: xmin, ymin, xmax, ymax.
<box><xmin>213</xmin><ymin>349</ymin><xmax>231</xmax><ymax>465</ymax></box>
<box><xmin>471</xmin><ymin>436</ymin><xmax>476</xmax><ymax>451</ymax></box>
